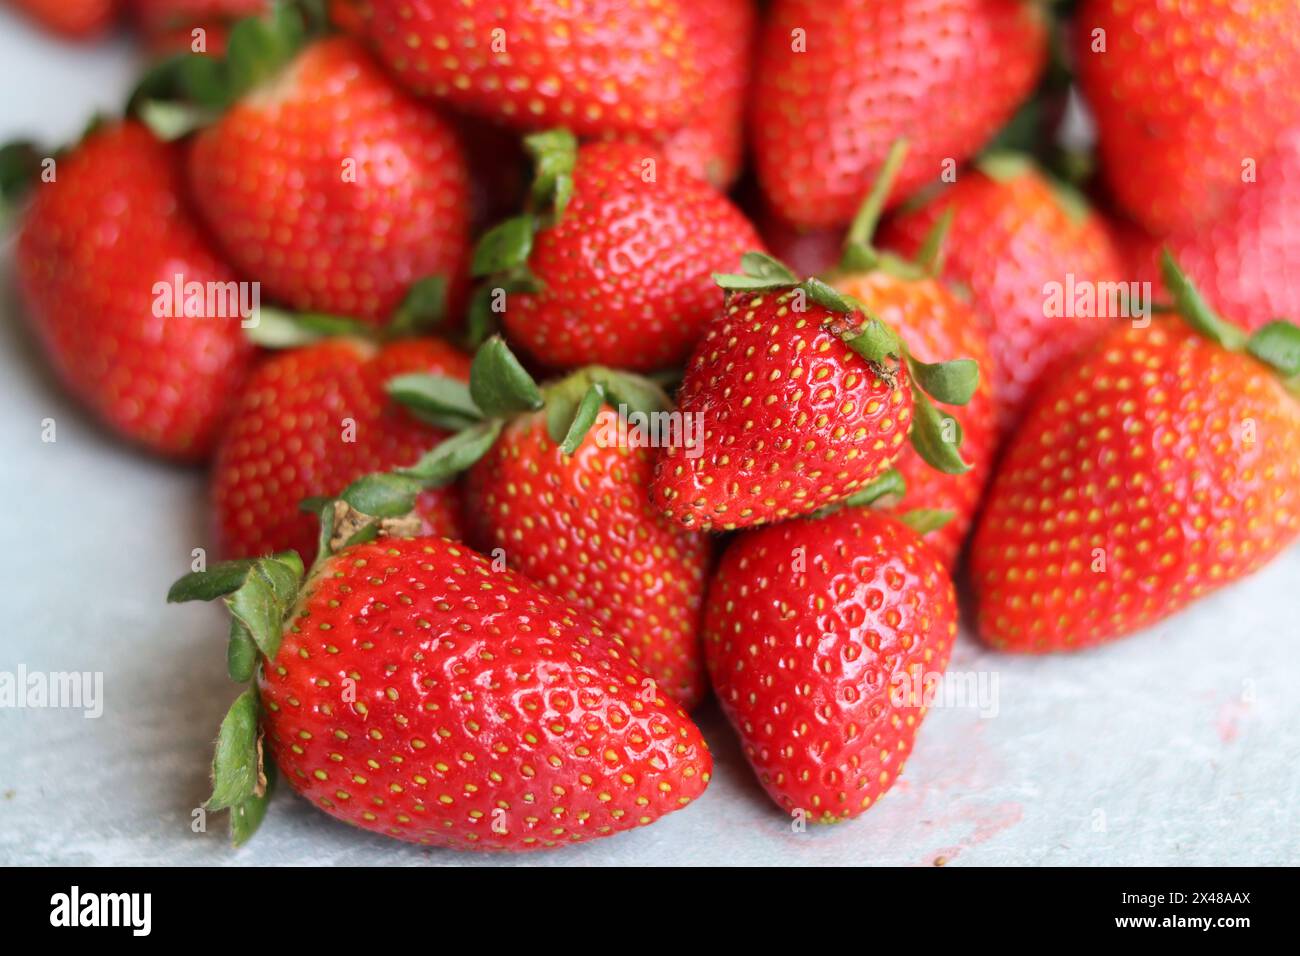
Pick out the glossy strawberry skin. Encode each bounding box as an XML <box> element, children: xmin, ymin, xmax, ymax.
<box><xmin>9</xmin><ymin>0</ymin><xmax>117</xmax><ymax>37</ymax></box>
<box><xmin>1076</xmin><ymin>0</ymin><xmax>1300</xmax><ymax>235</ymax></box>
<box><xmin>881</xmin><ymin>163</ymin><xmax>1125</xmax><ymax>430</ymax></box>
<box><xmin>16</xmin><ymin>122</ymin><xmax>253</xmax><ymax>461</ymax></box>
<box><xmin>464</xmin><ymin>408</ymin><xmax>711</xmax><ymax>709</ymax></box>
<box><xmin>364</xmin><ymin>0</ymin><xmax>701</xmax><ymax>138</ymax></box>
<box><xmin>212</xmin><ymin>337</ymin><xmax>471</xmax><ymax>563</ymax></box>
<box><xmin>705</xmin><ymin>510</ymin><xmax>957</xmax><ymax>821</ymax></box>
<box><xmin>751</xmin><ymin>0</ymin><xmax>1046</xmax><ymax>230</ymax></box>
<box><xmin>260</xmin><ymin>535</ymin><xmax>713</xmax><ymax>851</ymax></box>
<box><xmin>833</xmin><ymin>272</ymin><xmax>999</xmax><ymax>568</ymax></box>
<box><xmin>186</xmin><ymin>36</ymin><xmax>470</xmax><ymax>326</ymax></box>
<box><xmin>652</xmin><ymin>289</ymin><xmax>914</xmax><ymax>532</ymax></box>
<box><xmin>502</xmin><ymin>141</ymin><xmax>760</xmax><ymax>372</ymax></box>
<box><xmin>971</xmin><ymin>320</ymin><xmax>1300</xmax><ymax>653</ymax></box>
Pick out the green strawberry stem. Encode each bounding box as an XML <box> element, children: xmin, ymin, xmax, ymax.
<box><xmin>244</xmin><ymin>276</ymin><xmax>450</xmax><ymax>348</ymax></box>
<box><xmin>843</xmin><ymin>137</ymin><xmax>909</xmax><ymax>268</ymax></box>
<box><xmin>811</xmin><ymin>468</ymin><xmax>905</xmax><ymax>518</ymax></box>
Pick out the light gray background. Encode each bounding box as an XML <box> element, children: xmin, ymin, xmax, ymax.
<box><xmin>1</xmin><ymin>10</ymin><xmax>1296</xmax><ymax>866</ymax></box>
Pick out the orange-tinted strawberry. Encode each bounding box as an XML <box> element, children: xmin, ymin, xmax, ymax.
<box><xmin>704</xmin><ymin>509</ymin><xmax>957</xmax><ymax>821</ymax></box>
<box><xmin>170</xmin><ymin>527</ymin><xmax>713</xmax><ymax>850</ymax></box>
<box><xmin>212</xmin><ymin>337</ymin><xmax>471</xmax><ymax>563</ymax></box>
<box><xmin>185</xmin><ymin>34</ymin><xmax>470</xmax><ymax>326</ymax></box>
<box><xmin>971</xmin><ymin>257</ymin><xmax>1300</xmax><ymax>652</ymax></box>
<box><xmin>1075</xmin><ymin>0</ymin><xmax>1300</xmax><ymax>235</ymax></box>
<box><xmin>14</xmin><ymin>121</ymin><xmax>252</xmax><ymax>460</ymax></box>
<box><xmin>7</xmin><ymin>0</ymin><xmax>117</xmax><ymax>38</ymax></box>
<box><xmin>881</xmin><ymin>155</ymin><xmax>1125</xmax><ymax>429</ymax></box>
<box><xmin>473</xmin><ymin>134</ymin><xmax>759</xmax><ymax>372</ymax></box>
<box><xmin>751</xmin><ymin>0</ymin><xmax>1046</xmax><ymax>230</ymax></box>
<box><xmin>365</xmin><ymin>0</ymin><xmax>701</xmax><ymax>138</ymax></box>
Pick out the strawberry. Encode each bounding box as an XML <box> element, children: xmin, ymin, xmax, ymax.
<box><xmin>750</xmin><ymin>0</ymin><xmax>1046</xmax><ymax>230</ymax></box>
<box><xmin>168</xmin><ymin>499</ymin><xmax>713</xmax><ymax>850</ymax></box>
<box><xmin>211</xmin><ymin>336</ymin><xmax>471</xmax><ymax>564</ymax></box>
<box><xmin>12</xmin><ymin>121</ymin><xmax>253</xmax><ymax>460</ymax></box>
<box><xmin>6</xmin><ymin>0</ymin><xmax>117</xmax><ymax>38</ymax></box>
<box><xmin>1075</xmin><ymin>0</ymin><xmax>1300</xmax><ymax>235</ymax></box>
<box><xmin>384</xmin><ymin>340</ymin><xmax>711</xmax><ymax>709</ymax></box>
<box><xmin>704</xmin><ymin>508</ymin><xmax>957</xmax><ymax>821</ymax></box>
<box><xmin>881</xmin><ymin>154</ymin><xmax>1125</xmax><ymax>430</ymax></box>
<box><xmin>364</xmin><ymin>0</ymin><xmax>701</xmax><ymax>137</ymax></box>
<box><xmin>970</xmin><ymin>255</ymin><xmax>1300</xmax><ymax>653</ymax></box>
<box><xmin>169</xmin><ymin>20</ymin><xmax>470</xmax><ymax>326</ymax></box>
<box><xmin>127</xmin><ymin>0</ymin><xmax>264</xmax><ymax>33</ymax></box>
<box><xmin>471</xmin><ymin>132</ymin><xmax>760</xmax><ymax>372</ymax></box>
<box><xmin>1109</xmin><ymin>129</ymin><xmax>1300</xmax><ymax>335</ymax></box>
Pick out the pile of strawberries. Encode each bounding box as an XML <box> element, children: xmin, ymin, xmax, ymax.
<box><xmin>5</xmin><ymin>0</ymin><xmax>1299</xmax><ymax>852</ymax></box>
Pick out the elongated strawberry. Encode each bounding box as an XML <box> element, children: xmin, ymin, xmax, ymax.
<box><xmin>471</xmin><ymin>132</ymin><xmax>759</xmax><ymax>371</ymax></box>
<box><xmin>1076</xmin><ymin>0</ymin><xmax>1300</xmax><ymax>235</ymax></box>
<box><xmin>12</xmin><ymin>121</ymin><xmax>252</xmax><ymax>460</ymax></box>
<box><xmin>148</xmin><ymin>12</ymin><xmax>470</xmax><ymax>326</ymax></box>
<box><xmin>212</xmin><ymin>336</ymin><xmax>471</xmax><ymax>563</ymax></box>
<box><xmin>751</xmin><ymin>0</ymin><xmax>1046</xmax><ymax>230</ymax></box>
<box><xmin>705</xmin><ymin>507</ymin><xmax>957</xmax><ymax>821</ymax></box>
<box><xmin>7</xmin><ymin>0</ymin><xmax>117</xmax><ymax>38</ymax></box>
<box><xmin>386</xmin><ymin>340</ymin><xmax>711</xmax><ymax>708</ymax></box>
<box><xmin>971</xmin><ymin>255</ymin><xmax>1300</xmax><ymax>652</ymax></box>
<box><xmin>881</xmin><ymin>154</ymin><xmax>1125</xmax><ymax>430</ymax></box>
<box><xmin>169</xmin><ymin>497</ymin><xmax>712</xmax><ymax>850</ymax></box>
<box><xmin>364</xmin><ymin>0</ymin><xmax>701</xmax><ymax>138</ymax></box>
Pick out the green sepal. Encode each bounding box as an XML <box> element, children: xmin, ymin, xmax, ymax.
<box><xmin>223</xmin><ymin>555</ymin><xmax>302</xmax><ymax>662</ymax></box>
<box><xmin>802</xmin><ymin>277</ymin><xmax>857</xmax><ymax>314</ymax></box>
<box><xmin>914</xmin><ymin>206</ymin><xmax>954</xmax><ymax>276</ymax></box>
<box><xmin>739</xmin><ymin>251</ymin><xmax>798</xmax><ymax>284</ymax></box>
<box><xmin>136</xmin><ymin>100</ymin><xmax>217</xmax><ymax>142</ymax></box>
<box><xmin>975</xmin><ymin>150</ymin><xmax>1034</xmax><ymax>183</ymax></box>
<box><xmin>713</xmin><ymin>272</ymin><xmax>797</xmax><ymax>292</ymax></box>
<box><xmin>230</xmin><ymin>761</ymin><xmax>276</xmax><ymax>848</ymax></box>
<box><xmin>226</xmin><ymin>620</ymin><xmax>258</xmax><ymax>683</ymax></box>
<box><xmin>597</xmin><ymin>369</ymin><xmax>671</xmax><ymax>418</ymax></box>
<box><xmin>387</xmin><ymin>276</ymin><xmax>447</xmax><ymax>337</ymax></box>
<box><xmin>245</xmin><ymin>308</ymin><xmax>373</xmax><ymax>348</ymax></box>
<box><xmin>398</xmin><ymin>419</ymin><xmax>504</xmax><ymax>485</ymax></box>
<box><xmin>907</xmin><ymin>356</ymin><xmax>979</xmax><ymax>406</ymax></box>
<box><xmin>387</xmin><ymin>373</ymin><xmax>484</xmax><ymax>431</ymax></box>
<box><xmin>841</xmin><ymin>137</ymin><xmax>909</xmax><ymax>267</ymax></box>
<box><xmin>523</xmin><ymin>128</ymin><xmax>578</xmax><ymax>220</ymax></box>
<box><xmin>1246</xmin><ymin>320</ymin><xmax>1300</xmax><ymax>378</ymax></box>
<box><xmin>844</xmin><ymin>316</ymin><xmax>903</xmax><ymax>365</ymax></box>
<box><xmin>469</xmin><ymin>336</ymin><xmax>544</xmax><ymax>417</ymax></box>
<box><xmin>557</xmin><ymin>383</ymin><xmax>607</xmax><ymax>454</ymax></box>
<box><xmin>1160</xmin><ymin>249</ymin><xmax>1248</xmax><ymax>351</ymax></box>
<box><xmin>463</xmin><ymin>284</ymin><xmax>499</xmax><ymax>350</ymax></box>
<box><xmin>899</xmin><ymin>508</ymin><xmax>956</xmax><ymax>534</ymax></box>
<box><xmin>339</xmin><ymin>472</ymin><xmax>424</xmax><ymax>519</ymax></box>
<box><xmin>126</xmin><ymin>52</ymin><xmax>190</xmax><ymax>114</ymax></box>
<box><xmin>168</xmin><ymin>558</ymin><xmax>258</xmax><ymax>603</ymax></box>
<box><xmin>206</xmin><ymin>688</ymin><xmax>261</xmax><ymax>812</ymax></box>
<box><xmin>811</xmin><ymin>469</ymin><xmax>905</xmax><ymax>519</ymax></box>
<box><xmin>471</xmin><ymin>215</ymin><xmax>536</xmax><ymax>277</ymax></box>
<box><xmin>910</xmin><ymin>389</ymin><xmax>970</xmax><ymax>475</ymax></box>
<box><xmin>0</xmin><ymin>140</ymin><xmax>45</xmax><ymax>208</ymax></box>
<box><xmin>307</xmin><ymin>497</ymin><xmax>336</xmax><ymax>562</ymax></box>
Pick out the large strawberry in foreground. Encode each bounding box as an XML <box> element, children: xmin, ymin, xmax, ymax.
<box><xmin>705</xmin><ymin>507</ymin><xmax>957</xmax><ymax>822</ymax></box>
<box><xmin>169</xmin><ymin>500</ymin><xmax>712</xmax><ymax>851</ymax></box>
<box><xmin>751</xmin><ymin>0</ymin><xmax>1046</xmax><ymax>229</ymax></box>
<box><xmin>14</xmin><ymin>121</ymin><xmax>252</xmax><ymax>460</ymax></box>
<box><xmin>1076</xmin><ymin>0</ymin><xmax>1300</xmax><ymax>235</ymax></box>
<box><xmin>212</xmin><ymin>336</ymin><xmax>471</xmax><ymax>564</ymax></box>
<box><xmin>971</xmin><ymin>255</ymin><xmax>1300</xmax><ymax>653</ymax></box>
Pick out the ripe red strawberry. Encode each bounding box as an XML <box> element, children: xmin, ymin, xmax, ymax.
<box><xmin>1109</xmin><ymin>129</ymin><xmax>1300</xmax><ymax>335</ymax></box>
<box><xmin>881</xmin><ymin>155</ymin><xmax>1125</xmax><ymax>430</ymax></box>
<box><xmin>751</xmin><ymin>0</ymin><xmax>1046</xmax><ymax>230</ymax></box>
<box><xmin>464</xmin><ymin>403</ymin><xmax>711</xmax><ymax>710</ymax></box>
<box><xmin>169</xmin><ymin>521</ymin><xmax>713</xmax><ymax>850</ymax></box>
<box><xmin>212</xmin><ymin>336</ymin><xmax>471</xmax><ymax>563</ymax></box>
<box><xmin>185</xmin><ymin>33</ymin><xmax>470</xmax><ymax>325</ymax></box>
<box><xmin>127</xmin><ymin>0</ymin><xmax>264</xmax><ymax>33</ymax></box>
<box><xmin>971</xmin><ymin>257</ymin><xmax>1300</xmax><ymax>652</ymax></box>
<box><xmin>14</xmin><ymin>121</ymin><xmax>253</xmax><ymax>460</ymax></box>
<box><xmin>704</xmin><ymin>509</ymin><xmax>957</xmax><ymax>821</ymax></box>
<box><xmin>364</xmin><ymin>0</ymin><xmax>701</xmax><ymax>138</ymax></box>
<box><xmin>1076</xmin><ymin>0</ymin><xmax>1300</xmax><ymax>235</ymax></box>
<box><xmin>473</xmin><ymin>135</ymin><xmax>760</xmax><ymax>372</ymax></box>
<box><xmin>7</xmin><ymin>0</ymin><xmax>117</xmax><ymax>38</ymax></box>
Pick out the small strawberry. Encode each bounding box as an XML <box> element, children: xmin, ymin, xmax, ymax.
<box><xmin>12</xmin><ymin>121</ymin><xmax>253</xmax><ymax>460</ymax></box>
<box><xmin>168</xmin><ymin>496</ymin><xmax>713</xmax><ymax>850</ymax></box>
<box><xmin>470</xmin><ymin>131</ymin><xmax>760</xmax><ymax>372</ymax></box>
<box><xmin>751</xmin><ymin>0</ymin><xmax>1047</xmax><ymax>230</ymax></box>
<box><xmin>211</xmin><ymin>336</ymin><xmax>471</xmax><ymax>564</ymax></box>
<box><xmin>881</xmin><ymin>153</ymin><xmax>1125</xmax><ymax>429</ymax></box>
<box><xmin>971</xmin><ymin>254</ymin><xmax>1300</xmax><ymax>653</ymax></box>
<box><xmin>386</xmin><ymin>339</ymin><xmax>711</xmax><ymax>709</ymax></box>
<box><xmin>1075</xmin><ymin>0</ymin><xmax>1300</xmax><ymax>235</ymax></box>
<box><xmin>704</xmin><ymin>507</ymin><xmax>957</xmax><ymax>821</ymax></box>
<box><xmin>364</xmin><ymin>0</ymin><xmax>702</xmax><ymax>138</ymax></box>
<box><xmin>146</xmin><ymin>11</ymin><xmax>470</xmax><ymax>326</ymax></box>
<box><xmin>6</xmin><ymin>0</ymin><xmax>117</xmax><ymax>38</ymax></box>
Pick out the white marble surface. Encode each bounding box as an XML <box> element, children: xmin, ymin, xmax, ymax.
<box><xmin>1</xmin><ymin>11</ymin><xmax>1297</xmax><ymax>866</ymax></box>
